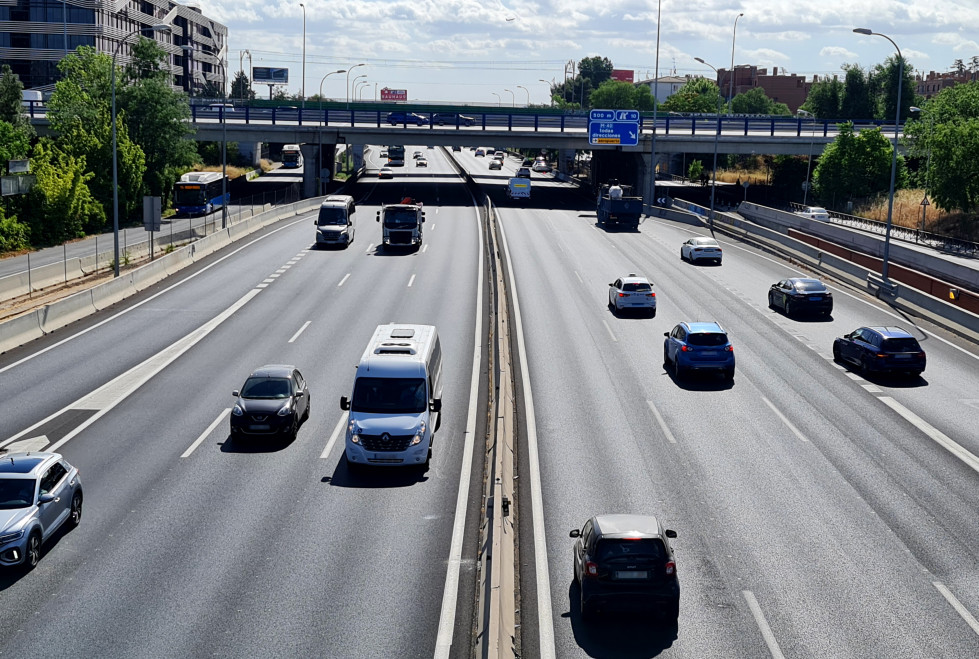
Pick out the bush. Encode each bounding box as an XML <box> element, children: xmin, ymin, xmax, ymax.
<box><xmin>0</xmin><ymin>211</ymin><xmax>31</xmax><ymax>252</ymax></box>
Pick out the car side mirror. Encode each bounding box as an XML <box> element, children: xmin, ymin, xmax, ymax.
<box><xmin>665</xmin><ymin>529</ymin><xmax>677</xmax><ymax>539</ymax></box>
<box><xmin>663</xmin><ymin>332</ymin><xmax>669</xmax><ymax>337</ymax></box>
<box><xmin>608</xmin><ymin>283</ymin><xmax>614</xmax><ymax>287</ymax></box>
<box><xmin>569</xmin><ymin>529</ymin><xmax>581</xmax><ymax>538</ymax></box>
<box><xmin>340</xmin><ymin>396</ymin><xmax>350</xmax><ymax>411</ymax></box>
<box><xmin>232</xmin><ymin>390</ymin><xmax>240</xmax><ymax>397</ymax></box>
<box><xmin>38</xmin><ymin>493</ymin><xmax>56</xmax><ymax>505</ymax></box>
<box><xmin>430</xmin><ymin>398</ymin><xmax>442</xmax><ymax>413</ymax></box>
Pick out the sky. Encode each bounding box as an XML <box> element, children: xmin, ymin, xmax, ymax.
<box><xmin>191</xmin><ymin>0</ymin><xmax>979</xmax><ymax>105</ymax></box>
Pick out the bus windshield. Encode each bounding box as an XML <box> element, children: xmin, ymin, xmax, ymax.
<box><xmin>174</xmin><ymin>186</ymin><xmax>205</xmax><ymax>205</ymax></box>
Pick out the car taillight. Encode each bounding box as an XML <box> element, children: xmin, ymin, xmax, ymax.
<box><xmin>681</xmin><ymin>345</ymin><xmax>690</xmax><ymax>352</ymax></box>
<box><xmin>876</xmin><ymin>353</ymin><xmax>887</xmax><ymax>358</ymax></box>
<box><xmin>649</xmin><ymin>292</ymin><xmax>656</xmax><ymax>297</ymax></box>
<box><xmin>917</xmin><ymin>351</ymin><xmax>926</xmax><ymax>358</ymax></box>
<box><xmin>725</xmin><ymin>345</ymin><xmax>733</xmax><ymax>352</ymax></box>
<box><xmin>585</xmin><ymin>561</ymin><xmax>598</xmax><ymax>577</ymax></box>
<box><xmin>618</xmin><ymin>293</ymin><xmax>626</xmax><ymax>297</ymax></box>
<box><xmin>665</xmin><ymin>560</ymin><xmax>676</xmax><ymax>576</ymax></box>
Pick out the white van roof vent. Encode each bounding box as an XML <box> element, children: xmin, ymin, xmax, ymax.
<box><xmin>389</xmin><ymin>328</ymin><xmax>415</xmax><ymax>339</ymax></box>
<box><xmin>375</xmin><ymin>342</ymin><xmax>417</xmax><ymax>355</ymax></box>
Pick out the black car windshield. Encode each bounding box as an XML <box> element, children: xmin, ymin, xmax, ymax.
<box><xmin>623</xmin><ymin>282</ymin><xmax>651</xmax><ymax>292</ymax></box>
<box><xmin>882</xmin><ymin>338</ymin><xmax>921</xmax><ymax>352</ymax></box>
<box><xmin>0</xmin><ymin>478</ymin><xmax>36</xmax><ymax>509</ymax></box>
<box><xmin>352</xmin><ymin>377</ymin><xmax>427</xmax><ymax>414</ymax></box>
<box><xmin>241</xmin><ymin>377</ymin><xmax>292</xmax><ymax>399</ymax></box>
<box><xmin>384</xmin><ymin>210</ymin><xmax>419</xmax><ymax>226</ymax></box>
<box><xmin>317</xmin><ymin>207</ymin><xmax>347</xmax><ymax>225</ymax></box>
<box><xmin>794</xmin><ymin>280</ymin><xmax>827</xmax><ymax>292</ymax></box>
<box><xmin>597</xmin><ymin>538</ymin><xmax>665</xmax><ymax>562</ymax></box>
<box><xmin>687</xmin><ymin>333</ymin><xmax>728</xmax><ymax>347</ymax></box>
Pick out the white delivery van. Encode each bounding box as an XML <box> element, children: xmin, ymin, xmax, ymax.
<box><xmin>340</xmin><ymin>324</ymin><xmax>443</xmax><ymax>470</ymax></box>
<box><xmin>314</xmin><ymin>195</ymin><xmax>356</xmax><ymax>248</ymax></box>
<box><xmin>505</xmin><ymin>177</ymin><xmax>531</xmax><ymax>201</ymax></box>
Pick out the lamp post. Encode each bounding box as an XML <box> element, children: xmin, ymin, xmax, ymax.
<box><xmin>112</xmin><ymin>22</ymin><xmax>170</xmax><ymax>277</ymax></box>
<box><xmin>538</xmin><ymin>78</ymin><xmax>552</xmax><ymax>106</ymax></box>
<box><xmin>648</xmin><ymin>0</ymin><xmax>662</xmax><ymax>215</ymax></box>
<box><xmin>318</xmin><ymin>68</ymin><xmax>346</xmax><ymax>108</ymax></box>
<box><xmin>909</xmin><ymin>105</ymin><xmax>932</xmax><ymax>235</ymax></box>
<box><xmin>317</xmin><ymin>69</ymin><xmax>346</xmax><ymax>196</ymax></box>
<box><xmin>729</xmin><ymin>13</ymin><xmax>744</xmax><ymax>111</ymax></box>
<box><xmin>517</xmin><ymin>84</ymin><xmax>530</xmax><ymax>106</ymax></box>
<box><xmin>492</xmin><ymin>92</ymin><xmax>501</xmax><ymax>106</ymax></box>
<box><xmin>345</xmin><ymin>62</ymin><xmax>365</xmax><ymax>107</ymax></box>
<box><xmin>695</xmin><ymin>57</ymin><xmax>722</xmax><ymax>231</ymax></box>
<box><xmin>853</xmin><ymin>27</ymin><xmax>904</xmax><ymax>281</ymax></box>
<box><xmin>299</xmin><ymin>3</ymin><xmax>306</xmax><ymax>108</ymax></box>
<box><xmin>797</xmin><ymin>108</ymin><xmax>816</xmax><ymax>206</ymax></box>
<box><xmin>354</xmin><ymin>77</ymin><xmax>368</xmax><ymax>100</ymax></box>
<box><xmin>218</xmin><ymin>55</ymin><xmax>228</xmax><ymax>229</ymax></box>
<box><xmin>504</xmin><ymin>88</ymin><xmax>515</xmax><ymax>107</ymax></box>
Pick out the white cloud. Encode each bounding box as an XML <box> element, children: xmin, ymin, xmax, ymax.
<box><xmin>819</xmin><ymin>46</ymin><xmax>858</xmax><ymax>60</ymax></box>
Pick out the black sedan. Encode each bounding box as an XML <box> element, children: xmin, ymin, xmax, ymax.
<box><xmin>230</xmin><ymin>365</ymin><xmax>310</xmax><ymax>441</ymax></box>
<box><xmin>768</xmin><ymin>278</ymin><xmax>833</xmax><ymax>316</ymax></box>
<box><xmin>833</xmin><ymin>326</ymin><xmax>926</xmax><ymax>377</ymax></box>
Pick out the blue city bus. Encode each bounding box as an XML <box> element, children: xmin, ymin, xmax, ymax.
<box><xmin>282</xmin><ymin>144</ymin><xmax>304</xmax><ymax>169</ymax></box>
<box><xmin>173</xmin><ymin>171</ymin><xmax>230</xmax><ymax>216</ymax></box>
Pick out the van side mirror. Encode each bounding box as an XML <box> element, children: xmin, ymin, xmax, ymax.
<box><xmin>340</xmin><ymin>396</ymin><xmax>350</xmax><ymax>411</ymax></box>
<box><xmin>232</xmin><ymin>390</ymin><xmax>240</xmax><ymax>397</ymax></box>
<box><xmin>569</xmin><ymin>529</ymin><xmax>581</xmax><ymax>538</ymax></box>
<box><xmin>430</xmin><ymin>398</ymin><xmax>442</xmax><ymax>413</ymax></box>
<box><xmin>665</xmin><ymin>529</ymin><xmax>677</xmax><ymax>539</ymax></box>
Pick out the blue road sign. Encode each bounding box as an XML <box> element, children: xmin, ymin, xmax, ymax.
<box><xmin>589</xmin><ymin>108</ymin><xmax>640</xmax><ymax>146</ymax></box>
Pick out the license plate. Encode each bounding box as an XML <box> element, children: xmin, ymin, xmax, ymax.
<box><xmin>894</xmin><ymin>354</ymin><xmax>910</xmax><ymax>359</ymax></box>
<box><xmin>250</xmin><ymin>424</ymin><xmax>270</xmax><ymax>431</ymax></box>
<box><xmin>701</xmin><ymin>350</ymin><xmax>718</xmax><ymax>356</ymax></box>
<box><xmin>615</xmin><ymin>570</ymin><xmax>648</xmax><ymax>580</ymax></box>
<box><xmin>809</xmin><ymin>296</ymin><xmax>822</xmax><ymax>301</ymax></box>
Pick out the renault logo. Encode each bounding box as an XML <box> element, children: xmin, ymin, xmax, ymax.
<box><xmin>381</xmin><ymin>433</ymin><xmax>391</xmax><ymax>443</ymax></box>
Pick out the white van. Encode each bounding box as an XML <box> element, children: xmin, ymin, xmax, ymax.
<box><xmin>314</xmin><ymin>195</ymin><xmax>356</xmax><ymax>248</ymax></box>
<box><xmin>21</xmin><ymin>89</ymin><xmax>42</xmax><ymax>108</ymax></box>
<box><xmin>340</xmin><ymin>324</ymin><xmax>443</xmax><ymax>470</ymax></box>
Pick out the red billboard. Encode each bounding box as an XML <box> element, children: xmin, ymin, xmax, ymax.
<box><xmin>380</xmin><ymin>88</ymin><xmax>408</xmax><ymax>102</ymax></box>
<box><xmin>611</xmin><ymin>69</ymin><xmax>635</xmax><ymax>83</ymax></box>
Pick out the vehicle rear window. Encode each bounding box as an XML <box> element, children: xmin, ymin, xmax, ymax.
<box><xmin>695</xmin><ymin>239</ymin><xmax>719</xmax><ymax>247</ymax></box>
<box><xmin>881</xmin><ymin>338</ymin><xmax>921</xmax><ymax>352</ymax></box>
<box><xmin>795</xmin><ymin>281</ymin><xmax>827</xmax><ymax>292</ymax></box>
<box><xmin>623</xmin><ymin>283</ymin><xmax>651</xmax><ymax>292</ymax></box>
<box><xmin>597</xmin><ymin>538</ymin><xmax>665</xmax><ymax>562</ymax></box>
<box><xmin>687</xmin><ymin>332</ymin><xmax>728</xmax><ymax>347</ymax></box>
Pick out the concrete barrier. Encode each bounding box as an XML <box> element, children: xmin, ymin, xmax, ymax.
<box><xmin>0</xmin><ymin>310</ymin><xmax>43</xmax><ymax>354</ymax></box>
<box><xmin>90</xmin><ymin>273</ymin><xmax>136</xmax><ymax>310</ymax></box>
<box><xmin>38</xmin><ymin>289</ymin><xmax>96</xmax><ymax>333</ymax></box>
<box><xmin>130</xmin><ymin>257</ymin><xmax>171</xmax><ymax>292</ymax></box>
<box><xmin>163</xmin><ymin>247</ymin><xmax>195</xmax><ymax>276</ymax></box>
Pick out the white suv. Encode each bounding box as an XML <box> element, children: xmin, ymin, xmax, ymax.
<box><xmin>608</xmin><ymin>274</ymin><xmax>656</xmax><ymax>316</ymax></box>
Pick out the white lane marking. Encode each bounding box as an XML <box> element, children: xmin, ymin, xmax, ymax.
<box><xmin>365</xmin><ymin>242</ymin><xmax>375</xmax><ymax>254</ymax></box>
<box><xmin>493</xmin><ymin>217</ymin><xmax>556</xmax><ymax>658</ymax></box>
<box><xmin>1</xmin><ymin>288</ymin><xmax>262</xmax><ymax>452</ymax></box>
<box><xmin>4</xmin><ymin>436</ymin><xmax>49</xmax><ymax>452</ymax></box>
<box><xmin>933</xmin><ymin>581</ymin><xmax>979</xmax><ymax>637</ymax></box>
<box><xmin>742</xmin><ymin>591</ymin><xmax>786</xmax><ymax>659</ymax></box>
<box><xmin>289</xmin><ymin>321</ymin><xmax>311</xmax><ymax>344</ymax></box>
<box><xmin>422</xmin><ymin>244</ymin><xmax>429</xmax><ymax>253</ymax></box>
<box><xmin>602</xmin><ymin>319</ymin><xmax>617</xmax><ymax>342</ymax></box>
<box><xmin>320</xmin><ymin>412</ymin><xmax>349</xmax><ymax>459</ymax></box>
<box><xmin>861</xmin><ymin>383</ymin><xmax>882</xmax><ymax>393</ymax></box>
<box><xmin>760</xmin><ymin>396</ymin><xmax>809</xmax><ymax>442</ymax></box>
<box><xmin>878</xmin><ymin>396</ymin><xmax>979</xmax><ymax>475</ymax></box>
<box><xmin>337</xmin><ymin>273</ymin><xmax>351</xmax><ymax>287</ymax></box>
<box><xmin>408</xmin><ymin>274</ymin><xmax>416</xmax><ymax>287</ymax></box>
<box><xmin>845</xmin><ymin>372</ymin><xmax>864</xmax><ymax>381</ymax></box>
<box><xmin>182</xmin><ymin>409</ymin><xmax>231</xmax><ymax>458</ymax></box>
<box><xmin>0</xmin><ymin>215</ymin><xmax>312</xmax><ymax>375</ymax></box>
<box><xmin>434</xmin><ymin>191</ymin><xmax>485</xmax><ymax>658</ymax></box>
<box><xmin>646</xmin><ymin>400</ymin><xmax>677</xmax><ymax>444</ymax></box>
<box><xmin>430</xmin><ymin>223</ymin><xmax>436</xmax><ymax>231</ymax></box>
<box><xmin>256</xmin><ymin>283</ymin><xmax>269</xmax><ymax>288</ymax></box>
<box><xmin>574</xmin><ymin>270</ymin><xmax>583</xmax><ymax>283</ymax></box>
<box><xmin>262</xmin><ymin>278</ymin><xmax>275</xmax><ymax>283</ymax></box>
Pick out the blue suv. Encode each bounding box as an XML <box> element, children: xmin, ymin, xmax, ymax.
<box><xmin>833</xmin><ymin>326</ymin><xmax>926</xmax><ymax>377</ymax></box>
<box><xmin>664</xmin><ymin>321</ymin><xmax>735</xmax><ymax>380</ymax></box>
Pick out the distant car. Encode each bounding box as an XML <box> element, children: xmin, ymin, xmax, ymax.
<box><xmin>386</xmin><ymin>111</ymin><xmax>429</xmax><ymax>126</ymax></box>
<box><xmin>680</xmin><ymin>237</ymin><xmax>723</xmax><ymax>264</ymax></box>
<box><xmin>378</xmin><ymin>167</ymin><xmax>394</xmax><ymax>179</ymax></box>
<box><xmin>451</xmin><ymin>146</ymin><xmax>462</xmax><ymax>152</ymax></box>
<box><xmin>475</xmin><ymin>148</ymin><xmax>486</xmax><ymax>157</ymax></box>
<box><xmin>532</xmin><ymin>161</ymin><xmax>551</xmax><ymax>173</ymax></box>
<box><xmin>380</xmin><ymin>149</ymin><xmax>389</xmax><ymax>158</ymax></box>
<box><xmin>433</xmin><ymin>112</ymin><xmax>476</xmax><ymax>126</ymax></box>
<box><xmin>522</xmin><ymin>158</ymin><xmax>534</xmax><ymax>167</ymax></box>
<box><xmin>230</xmin><ymin>365</ymin><xmax>310</xmax><ymax>441</ymax></box>
<box><xmin>768</xmin><ymin>278</ymin><xmax>833</xmax><ymax>316</ymax></box>
<box><xmin>206</xmin><ymin>102</ymin><xmax>234</xmax><ymax>112</ymax></box>
<box><xmin>795</xmin><ymin>206</ymin><xmax>830</xmax><ymax>221</ymax></box>
<box><xmin>0</xmin><ymin>451</ymin><xmax>82</xmax><ymax>570</ymax></box>
<box><xmin>415</xmin><ymin>158</ymin><xmax>428</xmax><ymax>167</ymax></box>
<box><xmin>833</xmin><ymin>326</ymin><xmax>926</xmax><ymax>377</ymax></box>
<box><xmin>608</xmin><ymin>274</ymin><xmax>656</xmax><ymax>316</ymax></box>
<box><xmin>516</xmin><ymin>167</ymin><xmax>531</xmax><ymax>179</ymax></box>
<box><xmin>570</xmin><ymin>514</ymin><xmax>680</xmax><ymax>622</ymax></box>
<box><xmin>664</xmin><ymin>321</ymin><xmax>735</xmax><ymax>380</ymax></box>
<box><xmin>488</xmin><ymin>159</ymin><xmax>502</xmax><ymax>170</ymax></box>
<box><xmin>469</xmin><ymin>146</ymin><xmax>477</xmax><ymax>151</ymax></box>
<box><xmin>413</xmin><ymin>151</ymin><xmax>423</xmax><ymax>159</ymax></box>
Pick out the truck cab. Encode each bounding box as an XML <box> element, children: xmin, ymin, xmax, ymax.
<box><xmin>376</xmin><ymin>199</ymin><xmax>425</xmax><ymax>248</ymax></box>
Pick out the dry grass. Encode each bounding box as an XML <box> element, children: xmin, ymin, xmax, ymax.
<box><xmin>853</xmin><ymin>189</ymin><xmax>978</xmax><ymax>241</ymax></box>
<box><xmin>191</xmin><ymin>164</ymin><xmax>251</xmax><ymax>179</ymax></box>
<box><xmin>715</xmin><ymin>169</ymin><xmax>768</xmax><ymax>186</ymax></box>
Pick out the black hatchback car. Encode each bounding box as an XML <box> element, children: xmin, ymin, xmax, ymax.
<box><xmin>768</xmin><ymin>277</ymin><xmax>833</xmax><ymax>316</ymax></box>
<box><xmin>833</xmin><ymin>326</ymin><xmax>926</xmax><ymax>377</ymax></box>
<box><xmin>230</xmin><ymin>365</ymin><xmax>310</xmax><ymax>441</ymax></box>
<box><xmin>570</xmin><ymin>514</ymin><xmax>679</xmax><ymax>622</ymax></box>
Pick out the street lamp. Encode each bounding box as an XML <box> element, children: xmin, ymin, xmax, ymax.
<box><xmin>909</xmin><ymin>105</ymin><xmax>932</xmax><ymax>235</ymax></box>
<box><xmin>317</xmin><ymin>69</ymin><xmax>346</xmax><ymax>196</ymax></box>
<box><xmin>346</xmin><ymin>63</ymin><xmax>366</xmax><ymax>107</ymax></box>
<box><xmin>797</xmin><ymin>108</ymin><xmax>816</xmax><ymax>206</ymax></box>
<box><xmin>729</xmin><ymin>13</ymin><xmax>744</xmax><ymax>112</ymax></box>
<box><xmin>853</xmin><ymin>27</ymin><xmax>903</xmax><ymax>281</ymax></box>
<box><xmin>353</xmin><ymin>77</ymin><xmax>368</xmax><ymax>99</ymax></box>
<box><xmin>492</xmin><ymin>92</ymin><xmax>501</xmax><ymax>106</ymax></box>
<box><xmin>695</xmin><ymin>57</ymin><xmax>722</xmax><ymax>231</ymax></box>
<box><xmin>504</xmin><ymin>88</ymin><xmax>515</xmax><ymax>107</ymax></box>
<box><xmin>112</xmin><ymin>22</ymin><xmax>170</xmax><ymax>277</ymax></box>
<box><xmin>648</xmin><ymin>0</ymin><xmax>662</xmax><ymax>215</ymax></box>
<box><xmin>218</xmin><ymin>55</ymin><xmax>228</xmax><ymax>229</ymax></box>
<box><xmin>318</xmin><ymin>69</ymin><xmax>346</xmax><ymax>108</ymax></box>
<box><xmin>517</xmin><ymin>85</ymin><xmax>530</xmax><ymax>106</ymax></box>
<box><xmin>538</xmin><ymin>79</ymin><xmax>552</xmax><ymax>106</ymax></box>
<box><xmin>299</xmin><ymin>3</ymin><xmax>306</xmax><ymax>108</ymax></box>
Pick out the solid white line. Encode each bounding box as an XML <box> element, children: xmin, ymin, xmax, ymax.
<box><xmin>742</xmin><ymin>590</ymin><xmax>786</xmax><ymax>659</ymax></box>
<box><xmin>337</xmin><ymin>273</ymin><xmax>350</xmax><ymax>287</ymax></box>
<box><xmin>365</xmin><ymin>242</ymin><xmax>374</xmax><ymax>254</ymax></box>
<box><xmin>495</xmin><ymin>217</ymin><xmax>557</xmax><ymax>658</ymax></box>
<box><xmin>407</xmin><ymin>274</ymin><xmax>416</xmax><ymax>287</ymax></box>
<box><xmin>646</xmin><ymin>400</ymin><xmax>677</xmax><ymax>444</ymax></box>
<box><xmin>320</xmin><ymin>412</ymin><xmax>349</xmax><ymax>460</ymax></box>
<box><xmin>933</xmin><ymin>581</ymin><xmax>979</xmax><ymax>637</ymax></box>
<box><xmin>289</xmin><ymin>321</ymin><xmax>311</xmax><ymax>344</ymax></box>
<box><xmin>602</xmin><ymin>319</ymin><xmax>617</xmax><ymax>342</ymax></box>
<box><xmin>878</xmin><ymin>396</ymin><xmax>979</xmax><ymax>475</ymax></box>
<box><xmin>182</xmin><ymin>409</ymin><xmax>231</xmax><ymax>458</ymax></box>
<box><xmin>574</xmin><ymin>270</ymin><xmax>583</xmax><ymax>283</ymax></box>
<box><xmin>434</xmin><ymin>187</ymin><xmax>485</xmax><ymax>658</ymax></box>
<box><xmin>761</xmin><ymin>396</ymin><xmax>809</xmax><ymax>442</ymax></box>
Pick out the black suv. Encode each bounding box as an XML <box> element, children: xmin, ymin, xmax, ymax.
<box><xmin>833</xmin><ymin>326</ymin><xmax>926</xmax><ymax>377</ymax></box>
<box><xmin>570</xmin><ymin>514</ymin><xmax>679</xmax><ymax>622</ymax></box>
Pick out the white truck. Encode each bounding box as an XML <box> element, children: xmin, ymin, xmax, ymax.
<box><xmin>505</xmin><ymin>177</ymin><xmax>531</xmax><ymax>202</ymax></box>
<box><xmin>376</xmin><ymin>198</ymin><xmax>425</xmax><ymax>248</ymax></box>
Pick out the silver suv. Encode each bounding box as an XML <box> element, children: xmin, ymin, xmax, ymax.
<box><xmin>0</xmin><ymin>451</ymin><xmax>83</xmax><ymax>569</ymax></box>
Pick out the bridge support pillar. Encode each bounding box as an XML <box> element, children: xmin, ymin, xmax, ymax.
<box><xmin>558</xmin><ymin>148</ymin><xmax>576</xmax><ymax>177</ymax></box>
<box><xmin>300</xmin><ymin>143</ymin><xmax>319</xmax><ymax>199</ymax></box>
<box><xmin>238</xmin><ymin>141</ymin><xmax>263</xmax><ymax>166</ymax></box>
<box><xmin>350</xmin><ymin>144</ymin><xmax>364</xmax><ymax>172</ymax></box>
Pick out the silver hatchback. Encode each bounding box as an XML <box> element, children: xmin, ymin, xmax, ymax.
<box><xmin>0</xmin><ymin>451</ymin><xmax>83</xmax><ymax>569</ymax></box>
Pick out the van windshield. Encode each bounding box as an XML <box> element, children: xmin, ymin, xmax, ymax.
<box><xmin>352</xmin><ymin>377</ymin><xmax>426</xmax><ymax>414</ymax></box>
<box><xmin>318</xmin><ymin>207</ymin><xmax>348</xmax><ymax>225</ymax></box>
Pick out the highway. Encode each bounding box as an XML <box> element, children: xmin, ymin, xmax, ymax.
<box><xmin>2</xmin><ymin>142</ymin><xmax>978</xmax><ymax>658</ymax></box>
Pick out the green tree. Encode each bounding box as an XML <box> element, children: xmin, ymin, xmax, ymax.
<box><xmin>839</xmin><ymin>64</ymin><xmax>874</xmax><ymax>120</ymax></box>
<box><xmin>634</xmin><ymin>85</ymin><xmax>656</xmax><ymax>112</ymax></box>
<box><xmin>873</xmin><ymin>54</ymin><xmax>919</xmax><ymax>122</ymax></box>
<box><xmin>661</xmin><ymin>77</ymin><xmax>721</xmax><ymax>114</ymax></box>
<box><xmin>731</xmin><ymin>87</ymin><xmax>775</xmax><ymax>114</ymax></box>
<box><xmin>0</xmin><ymin>64</ymin><xmax>26</xmax><ymax>124</ymax></box>
<box><xmin>0</xmin><ymin>204</ymin><xmax>31</xmax><ymax>252</ymax></box>
<box><xmin>230</xmin><ymin>70</ymin><xmax>255</xmax><ymax>101</ymax></box>
<box><xmin>579</xmin><ymin>56</ymin><xmax>613</xmax><ymax>88</ymax></box>
<box><xmin>812</xmin><ymin>122</ymin><xmax>905</xmax><ymax>204</ymax></box>
<box><xmin>802</xmin><ymin>77</ymin><xmax>843</xmax><ymax>118</ymax></box>
<box><xmin>25</xmin><ymin>140</ymin><xmax>105</xmax><ymax>244</ymax></box>
<box><xmin>688</xmin><ymin>159</ymin><xmax>704</xmax><ymax>181</ymax></box>
<box><xmin>0</xmin><ymin>120</ymin><xmax>32</xmax><ymax>173</ymax></box>
<box><xmin>589</xmin><ymin>80</ymin><xmax>638</xmax><ymax>109</ymax></box>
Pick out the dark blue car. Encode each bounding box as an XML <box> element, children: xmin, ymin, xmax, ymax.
<box><xmin>833</xmin><ymin>326</ymin><xmax>926</xmax><ymax>377</ymax></box>
<box><xmin>663</xmin><ymin>321</ymin><xmax>735</xmax><ymax>380</ymax></box>
<box><xmin>386</xmin><ymin>111</ymin><xmax>429</xmax><ymax>126</ymax></box>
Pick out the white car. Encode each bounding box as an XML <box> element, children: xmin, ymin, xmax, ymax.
<box><xmin>378</xmin><ymin>167</ymin><xmax>394</xmax><ymax>179</ymax></box>
<box><xmin>795</xmin><ymin>206</ymin><xmax>830</xmax><ymax>221</ymax></box>
<box><xmin>680</xmin><ymin>237</ymin><xmax>723</xmax><ymax>264</ymax></box>
<box><xmin>608</xmin><ymin>274</ymin><xmax>656</xmax><ymax>316</ymax></box>
<box><xmin>532</xmin><ymin>161</ymin><xmax>550</xmax><ymax>172</ymax></box>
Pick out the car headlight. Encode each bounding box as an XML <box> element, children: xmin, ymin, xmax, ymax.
<box><xmin>232</xmin><ymin>404</ymin><xmax>243</xmax><ymax>416</ymax></box>
<box><xmin>277</xmin><ymin>404</ymin><xmax>292</xmax><ymax>417</ymax></box>
<box><xmin>0</xmin><ymin>530</ymin><xmax>24</xmax><ymax>544</ymax></box>
<box><xmin>410</xmin><ymin>422</ymin><xmax>427</xmax><ymax>446</ymax></box>
<box><xmin>348</xmin><ymin>421</ymin><xmax>361</xmax><ymax>444</ymax></box>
